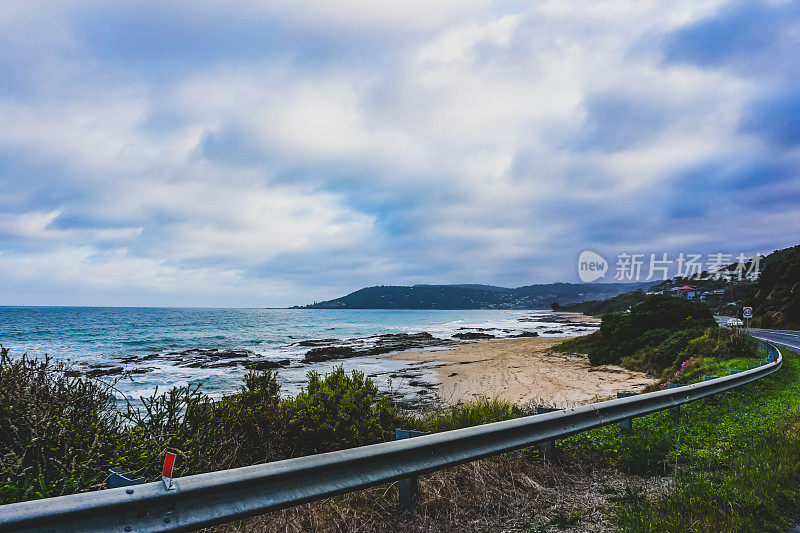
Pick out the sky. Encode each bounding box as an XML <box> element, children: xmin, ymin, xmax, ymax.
<box><xmin>0</xmin><ymin>0</ymin><xmax>798</xmax><ymax>307</ymax></box>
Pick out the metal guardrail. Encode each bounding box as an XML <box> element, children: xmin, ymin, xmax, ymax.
<box><xmin>0</xmin><ymin>341</ymin><xmax>784</xmax><ymax>533</ymax></box>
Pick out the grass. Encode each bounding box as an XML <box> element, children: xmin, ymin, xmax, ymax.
<box><xmin>563</xmin><ymin>348</ymin><xmax>793</xmax><ymax>472</ymax></box>
<box><xmin>558</xmin><ymin>346</ymin><xmax>800</xmax><ymax>531</ymax></box>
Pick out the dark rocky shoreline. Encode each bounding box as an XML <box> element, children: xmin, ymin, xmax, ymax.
<box><xmin>302</xmin><ymin>332</ymin><xmax>455</xmax><ymax>362</ymax></box>
<box><xmin>77</xmin><ymin>313</ymin><xmax>598</xmax><ymax>382</ymax></box>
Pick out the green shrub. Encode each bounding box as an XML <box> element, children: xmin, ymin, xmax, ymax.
<box><xmin>0</xmin><ymin>350</ymin><xmax>403</xmax><ymax>504</ymax></box>
<box><xmin>580</xmin><ymin>296</ymin><xmax>716</xmax><ymax>368</ymax></box>
<box><xmin>555</xmin><ymin>296</ymin><xmax>757</xmax><ymax>381</ymax></box>
<box><xmin>282</xmin><ymin>366</ymin><xmax>400</xmax><ymax>456</ymax></box>
<box><xmin>119</xmin><ymin>370</ymin><xmax>287</xmax><ymax>478</ymax></box>
<box><xmin>0</xmin><ymin>347</ymin><xmax>122</xmax><ymax>503</ymax></box>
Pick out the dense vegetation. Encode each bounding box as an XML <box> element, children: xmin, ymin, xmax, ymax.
<box><xmin>748</xmin><ymin>243</ymin><xmax>800</xmax><ymax>329</ymax></box>
<box><xmin>298</xmin><ymin>282</ymin><xmax>650</xmax><ymax>310</ymax></box>
<box><xmin>0</xmin><ymin>348</ymin><xmax>397</xmax><ymax>504</ymax></box>
<box><xmin>0</xmin><ymin>347</ymin><xmax>523</xmax><ymax>505</ymax></box>
<box><xmin>554</xmin><ymin>295</ymin><xmax>759</xmax><ymax>383</ymax></box>
<box><xmin>4</xmin><ymin>339</ymin><xmax>800</xmax><ymax>532</ymax></box>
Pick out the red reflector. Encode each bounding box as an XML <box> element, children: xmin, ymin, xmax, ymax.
<box><xmin>162</xmin><ymin>452</ymin><xmax>176</xmax><ymax>479</ymax></box>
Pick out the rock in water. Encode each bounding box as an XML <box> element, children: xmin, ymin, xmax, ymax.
<box><xmin>245</xmin><ymin>359</ymin><xmax>289</xmax><ymax>370</ymax></box>
<box><xmin>304</xmin><ymin>346</ymin><xmax>357</xmax><ymax>362</ymax></box>
<box><xmin>452</xmin><ymin>332</ymin><xmax>496</xmax><ymax>340</ymax></box>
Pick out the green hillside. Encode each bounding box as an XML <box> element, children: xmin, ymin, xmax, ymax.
<box><xmin>298</xmin><ymin>282</ymin><xmax>652</xmax><ymax>310</ymax></box>
<box><xmin>748</xmin><ymin>244</ymin><xmax>800</xmax><ymax>329</ymax></box>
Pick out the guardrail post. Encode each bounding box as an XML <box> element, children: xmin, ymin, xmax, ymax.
<box><xmin>667</xmin><ymin>384</ymin><xmax>680</xmax><ymax>413</ymax></box>
<box><xmin>395</xmin><ymin>429</ymin><xmax>428</xmax><ymax>512</ymax></box>
<box><xmin>536</xmin><ymin>407</ymin><xmax>559</xmax><ymax>462</ymax></box>
<box><xmin>616</xmin><ymin>393</ymin><xmax>635</xmax><ymax>431</ymax></box>
<box><xmin>757</xmin><ymin>339</ymin><xmax>779</xmax><ymax>364</ymax></box>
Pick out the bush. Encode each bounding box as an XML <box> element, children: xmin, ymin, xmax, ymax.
<box><xmin>0</xmin><ymin>347</ymin><xmax>122</xmax><ymax>503</ymax></box>
<box><xmin>579</xmin><ymin>295</ymin><xmax>715</xmax><ymax>369</ymax></box>
<box><xmin>713</xmin><ymin>326</ymin><xmax>758</xmax><ymax>359</ymax></box>
<box><xmin>0</xmin><ymin>349</ymin><xmax>404</xmax><ymax>504</ymax></box>
<box><xmin>281</xmin><ymin>367</ymin><xmax>400</xmax><ymax>456</ymax></box>
<box><xmin>120</xmin><ymin>370</ymin><xmax>287</xmax><ymax>478</ymax></box>
<box><xmin>555</xmin><ymin>296</ymin><xmax>760</xmax><ymax>381</ymax></box>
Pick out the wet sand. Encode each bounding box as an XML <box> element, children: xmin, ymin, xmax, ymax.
<box><xmin>386</xmin><ymin>336</ymin><xmax>657</xmax><ymax>408</ymax></box>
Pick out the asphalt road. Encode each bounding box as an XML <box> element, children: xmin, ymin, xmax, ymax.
<box><xmin>748</xmin><ymin>328</ymin><xmax>800</xmax><ymax>352</ymax></box>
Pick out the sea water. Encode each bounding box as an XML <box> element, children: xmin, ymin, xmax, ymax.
<box><xmin>0</xmin><ymin>307</ymin><xmax>596</xmax><ymax>403</ymax></box>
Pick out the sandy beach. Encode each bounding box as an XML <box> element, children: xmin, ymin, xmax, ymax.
<box><xmin>387</xmin><ymin>336</ymin><xmax>657</xmax><ymax>408</ymax></box>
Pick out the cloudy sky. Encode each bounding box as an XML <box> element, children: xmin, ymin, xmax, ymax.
<box><xmin>0</xmin><ymin>1</ymin><xmax>798</xmax><ymax>307</ymax></box>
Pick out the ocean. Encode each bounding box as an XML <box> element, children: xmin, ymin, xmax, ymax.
<box><xmin>0</xmin><ymin>307</ymin><xmax>596</xmax><ymax>404</ymax></box>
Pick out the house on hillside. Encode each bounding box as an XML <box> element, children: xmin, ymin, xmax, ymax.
<box><xmin>701</xmin><ymin>289</ymin><xmax>726</xmax><ymax>302</ymax></box>
<box><xmin>674</xmin><ymin>285</ymin><xmax>697</xmax><ymax>299</ymax></box>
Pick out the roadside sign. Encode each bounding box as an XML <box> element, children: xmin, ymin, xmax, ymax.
<box><xmin>743</xmin><ymin>307</ymin><xmax>753</xmax><ymax>319</ymax></box>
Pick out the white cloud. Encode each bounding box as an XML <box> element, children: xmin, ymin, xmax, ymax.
<box><xmin>0</xmin><ymin>0</ymin><xmax>797</xmax><ymax>305</ymax></box>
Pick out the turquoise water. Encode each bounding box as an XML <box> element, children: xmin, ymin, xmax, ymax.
<box><xmin>0</xmin><ymin>307</ymin><xmax>594</xmax><ymax>401</ymax></box>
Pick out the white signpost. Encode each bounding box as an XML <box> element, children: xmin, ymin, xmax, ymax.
<box><xmin>742</xmin><ymin>306</ymin><xmax>753</xmax><ymax>328</ymax></box>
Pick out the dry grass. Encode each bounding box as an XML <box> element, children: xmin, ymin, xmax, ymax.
<box><xmin>209</xmin><ymin>449</ymin><xmax>670</xmax><ymax>533</ymax></box>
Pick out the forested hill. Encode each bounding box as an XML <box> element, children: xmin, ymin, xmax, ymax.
<box><xmin>748</xmin><ymin>244</ymin><xmax>800</xmax><ymax>329</ymax></box>
<box><xmin>561</xmin><ymin>244</ymin><xmax>800</xmax><ymax>323</ymax></box>
<box><xmin>296</xmin><ymin>282</ymin><xmax>652</xmax><ymax>310</ymax></box>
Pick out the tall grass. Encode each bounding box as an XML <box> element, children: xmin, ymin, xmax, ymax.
<box><xmin>411</xmin><ymin>398</ymin><xmax>526</xmax><ymax>433</ymax></box>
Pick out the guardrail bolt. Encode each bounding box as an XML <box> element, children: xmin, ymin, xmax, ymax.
<box><xmin>395</xmin><ymin>429</ymin><xmax>428</xmax><ymax>513</ymax></box>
